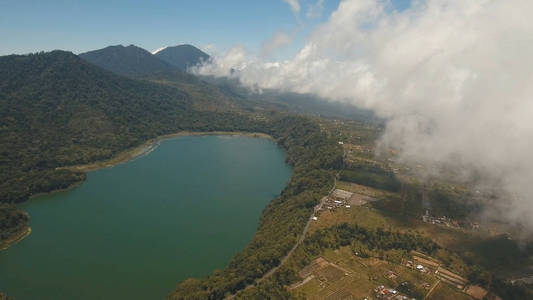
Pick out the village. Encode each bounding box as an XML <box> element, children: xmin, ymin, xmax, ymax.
<box><xmin>421</xmin><ymin>210</ymin><xmax>481</xmax><ymax>231</ymax></box>
<box><xmin>291</xmin><ymin>247</ymin><xmax>493</xmax><ymax>300</ymax></box>
<box><xmin>312</xmin><ymin>188</ymin><xmax>378</xmax><ymax>222</ymax></box>
<box><xmin>294</xmin><ymin>173</ymin><xmax>493</xmax><ymax>300</ymax></box>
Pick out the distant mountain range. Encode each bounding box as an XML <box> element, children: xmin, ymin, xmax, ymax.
<box><xmin>79</xmin><ymin>44</ymin><xmax>209</xmax><ymax>76</ymax></box>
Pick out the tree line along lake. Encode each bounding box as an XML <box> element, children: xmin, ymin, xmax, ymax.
<box><xmin>0</xmin><ymin>135</ymin><xmax>292</xmax><ymax>300</ymax></box>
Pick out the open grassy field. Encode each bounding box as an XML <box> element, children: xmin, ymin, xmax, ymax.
<box><xmin>310</xmin><ymin>206</ymin><xmax>391</xmax><ymax>234</ymax></box>
<box><xmin>336</xmin><ymin>181</ymin><xmax>399</xmax><ymax>200</ymax></box>
<box><xmin>426</xmin><ymin>281</ymin><xmax>474</xmax><ymax>300</ymax></box>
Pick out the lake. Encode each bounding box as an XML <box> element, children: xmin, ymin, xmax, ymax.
<box><xmin>0</xmin><ymin>135</ymin><xmax>292</xmax><ymax>299</ymax></box>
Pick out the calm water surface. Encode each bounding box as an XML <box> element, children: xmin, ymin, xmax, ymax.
<box><xmin>0</xmin><ymin>136</ymin><xmax>291</xmax><ymax>299</ymax></box>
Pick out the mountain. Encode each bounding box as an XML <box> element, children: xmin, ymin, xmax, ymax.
<box><xmin>154</xmin><ymin>44</ymin><xmax>209</xmax><ymax>71</ymax></box>
<box><xmin>79</xmin><ymin>44</ymin><xmax>177</xmax><ymax>76</ymax></box>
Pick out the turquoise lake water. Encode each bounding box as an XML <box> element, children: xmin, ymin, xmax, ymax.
<box><xmin>0</xmin><ymin>135</ymin><xmax>292</xmax><ymax>299</ymax></box>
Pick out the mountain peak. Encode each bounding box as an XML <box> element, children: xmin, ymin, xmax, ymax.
<box><xmin>154</xmin><ymin>44</ymin><xmax>209</xmax><ymax>71</ymax></box>
<box><xmin>79</xmin><ymin>44</ymin><xmax>177</xmax><ymax>76</ymax></box>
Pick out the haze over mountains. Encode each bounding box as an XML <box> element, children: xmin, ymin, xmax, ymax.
<box><xmin>77</xmin><ymin>43</ymin><xmax>375</xmax><ymax>120</ymax></box>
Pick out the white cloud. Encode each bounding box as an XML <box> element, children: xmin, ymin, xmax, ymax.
<box><xmin>260</xmin><ymin>31</ymin><xmax>292</xmax><ymax>57</ymax></box>
<box><xmin>201</xmin><ymin>44</ymin><xmax>217</xmax><ymax>54</ymax></box>
<box><xmin>307</xmin><ymin>0</ymin><xmax>324</xmax><ymax>19</ymax></box>
<box><xmin>194</xmin><ymin>0</ymin><xmax>533</xmax><ymax>228</ymax></box>
<box><xmin>283</xmin><ymin>0</ymin><xmax>301</xmax><ymax>14</ymax></box>
<box><xmin>195</xmin><ymin>47</ymin><xmax>249</xmax><ymax>78</ymax></box>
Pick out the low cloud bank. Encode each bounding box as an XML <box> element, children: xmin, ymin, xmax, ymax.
<box><xmin>193</xmin><ymin>0</ymin><xmax>533</xmax><ymax>229</ymax></box>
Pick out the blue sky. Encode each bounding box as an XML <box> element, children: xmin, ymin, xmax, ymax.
<box><xmin>0</xmin><ymin>0</ymin><xmax>411</xmax><ymax>56</ymax></box>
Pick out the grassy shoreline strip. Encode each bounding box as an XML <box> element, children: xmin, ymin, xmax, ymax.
<box><xmin>60</xmin><ymin>131</ymin><xmax>273</xmax><ymax>173</ymax></box>
<box><xmin>0</xmin><ymin>226</ymin><xmax>31</xmax><ymax>251</ymax></box>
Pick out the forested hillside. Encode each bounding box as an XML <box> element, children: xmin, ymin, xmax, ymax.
<box><xmin>139</xmin><ymin>71</ymin><xmax>252</xmax><ymax>112</ymax></box>
<box><xmin>0</xmin><ymin>50</ymin><xmax>196</xmax><ymax>203</ymax></box>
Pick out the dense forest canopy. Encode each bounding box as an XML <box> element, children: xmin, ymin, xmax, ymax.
<box><xmin>0</xmin><ymin>50</ymin><xmax>192</xmax><ymax>203</ymax></box>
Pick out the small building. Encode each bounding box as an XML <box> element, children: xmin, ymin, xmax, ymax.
<box><xmin>331</xmin><ymin>189</ymin><xmax>353</xmax><ymax>201</ymax></box>
<box><xmin>413</xmin><ymin>256</ymin><xmax>440</xmax><ymax>270</ymax></box>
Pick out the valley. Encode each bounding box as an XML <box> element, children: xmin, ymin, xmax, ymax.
<box><xmin>1</xmin><ymin>43</ymin><xmax>531</xmax><ymax>300</ymax></box>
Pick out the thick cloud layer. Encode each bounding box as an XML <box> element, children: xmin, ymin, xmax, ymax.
<box><xmin>194</xmin><ymin>0</ymin><xmax>533</xmax><ymax>228</ymax></box>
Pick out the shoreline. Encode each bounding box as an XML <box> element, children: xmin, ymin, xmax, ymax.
<box><xmin>61</xmin><ymin>131</ymin><xmax>273</xmax><ymax>173</ymax></box>
<box><xmin>0</xmin><ymin>226</ymin><xmax>32</xmax><ymax>251</ymax></box>
<box><xmin>29</xmin><ymin>180</ymin><xmax>85</xmax><ymax>200</ymax></box>
<box><xmin>31</xmin><ymin>131</ymin><xmax>275</xmax><ymax>198</ymax></box>
<box><xmin>17</xmin><ymin>131</ymin><xmax>274</xmax><ymax>249</ymax></box>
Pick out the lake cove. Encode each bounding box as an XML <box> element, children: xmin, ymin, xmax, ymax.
<box><xmin>0</xmin><ymin>135</ymin><xmax>292</xmax><ymax>300</ymax></box>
